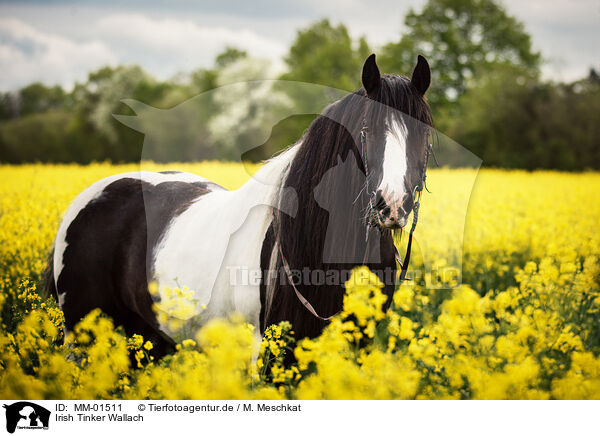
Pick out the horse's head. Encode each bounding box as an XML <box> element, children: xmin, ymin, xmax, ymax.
<box><xmin>359</xmin><ymin>54</ymin><xmax>433</xmax><ymax>229</ymax></box>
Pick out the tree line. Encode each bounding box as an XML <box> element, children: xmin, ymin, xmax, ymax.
<box><xmin>1</xmin><ymin>0</ymin><xmax>598</xmax><ymax>169</ymax></box>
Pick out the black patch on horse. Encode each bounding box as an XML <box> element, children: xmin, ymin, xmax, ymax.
<box><xmin>54</xmin><ymin>177</ymin><xmax>215</xmax><ymax>359</ymax></box>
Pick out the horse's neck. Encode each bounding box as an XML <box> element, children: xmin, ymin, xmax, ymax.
<box><xmin>238</xmin><ymin>145</ymin><xmax>299</xmax><ymax>211</ymax></box>
<box><xmin>272</xmin><ymin>139</ymin><xmax>381</xmax><ymax>267</ymax></box>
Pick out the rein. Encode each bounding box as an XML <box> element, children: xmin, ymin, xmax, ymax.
<box><xmin>277</xmin><ymin>117</ymin><xmax>431</xmax><ymax>322</ymax></box>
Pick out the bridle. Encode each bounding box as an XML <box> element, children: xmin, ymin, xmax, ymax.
<box><xmin>277</xmin><ymin>116</ymin><xmax>433</xmax><ymax>322</ymax></box>
<box><xmin>359</xmin><ymin>117</ymin><xmax>432</xmax><ymax>282</ymax></box>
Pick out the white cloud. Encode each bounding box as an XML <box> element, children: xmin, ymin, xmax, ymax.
<box><xmin>93</xmin><ymin>13</ymin><xmax>287</xmax><ymax>79</ymax></box>
<box><xmin>0</xmin><ymin>1</ymin><xmax>596</xmax><ymax>90</ymax></box>
<box><xmin>501</xmin><ymin>0</ymin><xmax>599</xmax><ymax>27</ymax></box>
<box><xmin>0</xmin><ymin>18</ymin><xmax>117</xmax><ymax>90</ymax></box>
<box><xmin>0</xmin><ymin>12</ymin><xmax>288</xmax><ymax>90</ymax></box>
<box><xmin>296</xmin><ymin>0</ymin><xmax>416</xmax><ymax>45</ymax></box>
<box><xmin>501</xmin><ymin>0</ymin><xmax>599</xmax><ymax>81</ymax></box>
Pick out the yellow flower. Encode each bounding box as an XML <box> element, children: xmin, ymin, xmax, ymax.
<box><xmin>1</xmin><ymin>164</ymin><xmax>600</xmax><ymax>400</ymax></box>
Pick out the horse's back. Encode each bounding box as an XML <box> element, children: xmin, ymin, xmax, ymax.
<box><xmin>51</xmin><ymin>171</ymin><xmax>222</xmax><ymax>356</ymax></box>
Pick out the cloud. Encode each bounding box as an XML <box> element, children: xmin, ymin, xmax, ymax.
<box><xmin>0</xmin><ymin>12</ymin><xmax>288</xmax><ymax>90</ymax></box>
<box><xmin>501</xmin><ymin>0</ymin><xmax>599</xmax><ymax>80</ymax></box>
<box><xmin>93</xmin><ymin>13</ymin><xmax>287</xmax><ymax>79</ymax></box>
<box><xmin>0</xmin><ymin>18</ymin><xmax>117</xmax><ymax>90</ymax></box>
<box><xmin>0</xmin><ymin>1</ymin><xmax>596</xmax><ymax>90</ymax></box>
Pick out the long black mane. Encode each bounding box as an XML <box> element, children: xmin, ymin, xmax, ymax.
<box><xmin>259</xmin><ymin>74</ymin><xmax>433</xmax><ymax>339</ymax></box>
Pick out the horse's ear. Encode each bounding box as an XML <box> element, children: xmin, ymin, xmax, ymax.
<box><xmin>362</xmin><ymin>54</ymin><xmax>381</xmax><ymax>96</ymax></box>
<box><xmin>411</xmin><ymin>55</ymin><xmax>431</xmax><ymax>95</ymax></box>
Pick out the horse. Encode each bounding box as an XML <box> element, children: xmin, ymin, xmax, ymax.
<box><xmin>44</xmin><ymin>54</ymin><xmax>433</xmax><ymax>359</ymax></box>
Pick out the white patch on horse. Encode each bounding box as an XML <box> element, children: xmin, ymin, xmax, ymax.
<box><xmin>53</xmin><ymin>171</ymin><xmax>211</xmax><ymax>298</ymax></box>
<box><xmin>152</xmin><ymin>146</ymin><xmax>299</xmax><ymax>337</ymax></box>
<box><xmin>378</xmin><ymin>119</ymin><xmax>409</xmax><ymax>219</ymax></box>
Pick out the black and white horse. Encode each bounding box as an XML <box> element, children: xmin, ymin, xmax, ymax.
<box><xmin>45</xmin><ymin>54</ymin><xmax>433</xmax><ymax>358</ymax></box>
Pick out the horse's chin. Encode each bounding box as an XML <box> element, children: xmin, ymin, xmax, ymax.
<box><xmin>366</xmin><ymin>210</ymin><xmax>408</xmax><ymax>231</ymax></box>
<box><xmin>367</xmin><ymin>219</ymin><xmax>405</xmax><ymax>235</ymax></box>
<box><xmin>375</xmin><ymin>216</ymin><xmax>408</xmax><ymax>230</ymax></box>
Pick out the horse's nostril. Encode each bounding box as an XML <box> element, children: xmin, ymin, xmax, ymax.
<box><xmin>379</xmin><ymin>206</ymin><xmax>391</xmax><ymax>217</ymax></box>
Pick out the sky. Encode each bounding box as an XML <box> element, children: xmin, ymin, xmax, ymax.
<box><xmin>0</xmin><ymin>0</ymin><xmax>598</xmax><ymax>91</ymax></box>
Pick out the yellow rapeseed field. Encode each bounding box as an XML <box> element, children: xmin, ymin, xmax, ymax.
<box><xmin>1</xmin><ymin>162</ymin><xmax>599</xmax><ymax>399</ymax></box>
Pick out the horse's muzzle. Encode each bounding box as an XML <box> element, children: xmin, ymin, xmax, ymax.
<box><xmin>374</xmin><ymin>190</ymin><xmax>412</xmax><ymax>229</ymax></box>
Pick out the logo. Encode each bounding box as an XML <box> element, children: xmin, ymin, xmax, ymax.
<box><xmin>3</xmin><ymin>402</ymin><xmax>50</xmax><ymax>434</ymax></box>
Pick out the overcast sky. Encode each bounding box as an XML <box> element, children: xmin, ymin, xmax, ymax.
<box><xmin>0</xmin><ymin>0</ymin><xmax>598</xmax><ymax>91</ymax></box>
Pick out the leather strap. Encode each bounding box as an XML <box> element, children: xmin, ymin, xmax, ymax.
<box><xmin>279</xmin><ymin>244</ymin><xmax>337</xmax><ymax>321</ymax></box>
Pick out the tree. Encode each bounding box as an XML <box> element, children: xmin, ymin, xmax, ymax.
<box><xmin>190</xmin><ymin>68</ymin><xmax>218</xmax><ymax>94</ymax></box>
<box><xmin>18</xmin><ymin>83</ymin><xmax>70</xmax><ymax>116</ymax></box>
<box><xmin>277</xmin><ymin>20</ymin><xmax>371</xmax><ymax>148</ymax></box>
<box><xmin>0</xmin><ymin>83</ymin><xmax>69</xmax><ymax>120</ymax></box>
<box><xmin>281</xmin><ymin>19</ymin><xmax>370</xmax><ymax>92</ymax></box>
<box><xmin>209</xmin><ymin>57</ymin><xmax>294</xmax><ymax>160</ymax></box>
<box><xmin>0</xmin><ymin>110</ymin><xmax>74</xmax><ymax>163</ymax></box>
<box><xmin>450</xmin><ymin>64</ymin><xmax>600</xmax><ymax>170</ymax></box>
<box><xmin>0</xmin><ymin>92</ymin><xmax>18</xmax><ymax>120</ymax></box>
<box><xmin>69</xmin><ymin>65</ymin><xmax>160</xmax><ymax>162</ymax></box>
<box><xmin>215</xmin><ymin>47</ymin><xmax>248</xmax><ymax>69</ymax></box>
<box><xmin>380</xmin><ymin>0</ymin><xmax>541</xmax><ymax>111</ymax></box>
